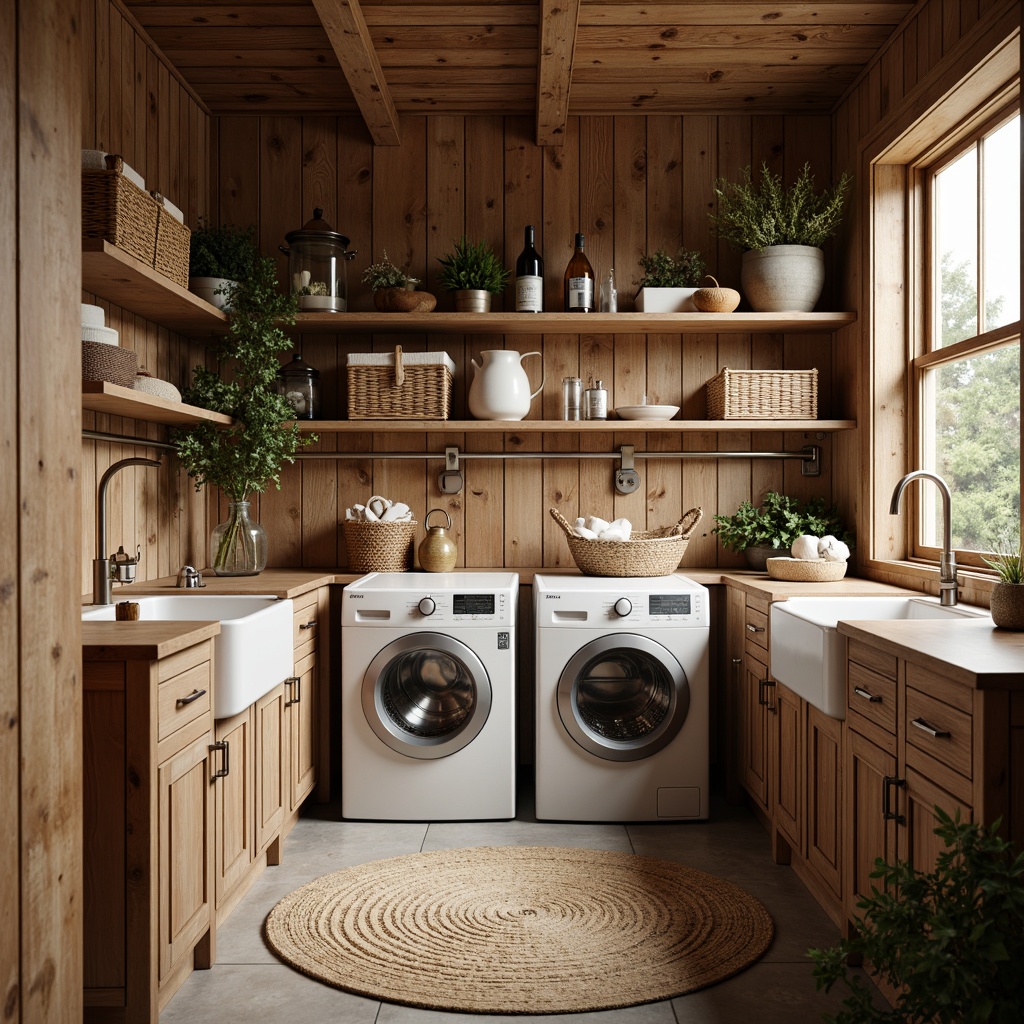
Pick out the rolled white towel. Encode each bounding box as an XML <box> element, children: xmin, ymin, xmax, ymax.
<box><xmin>380</xmin><ymin>502</ymin><xmax>412</xmax><ymax>522</ymax></box>
<box><xmin>599</xmin><ymin>518</ymin><xmax>633</xmax><ymax>541</ymax></box>
<box><xmin>584</xmin><ymin>516</ymin><xmax>610</xmax><ymax>536</ymax></box>
<box><xmin>791</xmin><ymin>534</ymin><xmax>821</xmax><ymax>560</ymax></box>
<box><xmin>818</xmin><ymin>535</ymin><xmax>851</xmax><ymax>562</ymax></box>
<box><xmin>573</xmin><ymin>526</ymin><xmax>599</xmax><ymax>540</ymax></box>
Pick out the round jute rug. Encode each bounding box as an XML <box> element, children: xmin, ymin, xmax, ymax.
<box><xmin>264</xmin><ymin>845</ymin><xmax>774</xmax><ymax>1014</ymax></box>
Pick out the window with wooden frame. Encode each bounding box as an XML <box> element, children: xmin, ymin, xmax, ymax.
<box><xmin>910</xmin><ymin>104</ymin><xmax>1020</xmax><ymax>570</ymax></box>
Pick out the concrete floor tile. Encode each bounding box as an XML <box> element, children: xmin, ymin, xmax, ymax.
<box><xmin>376</xmin><ymin>998</ymin><xmax>679</xmax><ymax>1024</ymax></box>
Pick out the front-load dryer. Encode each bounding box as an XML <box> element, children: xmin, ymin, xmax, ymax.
<box><xmin>534</xmin><ymin>573</ymin><xmax>710</xmax><ymax>821</ymax></box>
<box><xmin>341</xmin><ymin>571</ymin><xmax>518</xmax><ymax>820</ymax></box>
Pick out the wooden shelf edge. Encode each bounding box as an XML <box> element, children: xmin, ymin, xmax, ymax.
<box><xmin>292</xmin><ymin>418</ymin><xmax>857</xmax><ymax>433</ymax></box>
<box><xmin>82</xmin><ymin>381</ymin><xmax>233</xmax><ymax>426</ymax></box>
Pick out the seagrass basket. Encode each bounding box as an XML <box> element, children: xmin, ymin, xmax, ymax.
<box><xmin>706</xmin><ymin>367</ymin><xmax>817</xmax><ymax>419</ymax></box>
<box><xmin>81</xmin><ymin>155</ymin><xmax>159</xmax><ymax>266</ymax></box>
<box><xmin>347</xmin><ymin>346</ymin><xmax>454</xmax><ymax>420</ymax></box>
<box><xmin>343</xmin><ymin>520</ymin><xmax>418</xmax><ymax>572</ymax></box>
<box><xmin>152</xmin><ymin>196</ymin><xmax>191</xmax><ymax>288</ymax></box>
<box><xmin>550</xmin><ymin>507</ymin><xmax>703</xmax><ymax>577</ymax></box>
<box><xmin>82</xmin><ymin>340</ymin><xmax>138</xmax><ymax>389</ymax></box>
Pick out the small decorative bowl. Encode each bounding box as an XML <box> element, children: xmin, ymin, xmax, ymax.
<box><xmin>766</xmin><ymin>557</ymin><xmax>848</xmax><ymax>582</ymax></box>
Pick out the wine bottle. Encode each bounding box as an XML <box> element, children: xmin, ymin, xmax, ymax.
<box><xmin>515</xmin><ymin>225</ymin><xmax>544</xmax><ymax>312</ymax></box>
<box><xmin>563</xmin><ymin>232</ymin><xmax>595</xmax><ymax>312</ymax></box>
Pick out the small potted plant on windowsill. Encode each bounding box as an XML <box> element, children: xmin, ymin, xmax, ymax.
<box><xmin>634</xmin><ymin>247</ymin><xmax>708</xmax><ymax>312</ymax></box>
<box><xmin>984</xmin><ymin>539</ymin><xmax>1024</xmax><ymax>630</ymax></box>
<box><xmin>710</xmin><ymin>161</ymin><xmax>851</xmax><ymax>312</ymax></box>
<box><xmin>362</xmin><ymin>250</ymin><xmax>436</xmax><ymax>313</ymax></box>
<box><xmin>437</xmin><ymin>236</ymin><xmax>510</xmax><ymax>312</ymax></box>
<box><xmin>188</xmin><ymin>219</ymin><xmax>258</xmax><ymax>311</ymax></box>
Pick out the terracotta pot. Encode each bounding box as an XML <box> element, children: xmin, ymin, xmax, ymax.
<box><xmin>740</xmin><ymin>244</ymin><xmax>824</xmax><ymax>312</ymax></box>
<box><xmin>373</xmin><ymin>287</ymin><xmax>437</xmax><ymax>313</ymax></box>
<box><xmin>990</xmin><ymin>582</ymin><xmax>1024</xmax><ymax>630</ymax></box>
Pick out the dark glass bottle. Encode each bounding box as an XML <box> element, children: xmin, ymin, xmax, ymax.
<box><xmin>563</xmin><ymin>232</ymin><xmax>595</xmax><ymax>312</ymax></box>
<box><xmin>515</xmin><ymin>225</ymin><xmax>544</xmax><ymax>312</ymax></box>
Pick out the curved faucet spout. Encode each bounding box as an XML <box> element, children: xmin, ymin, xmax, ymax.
<box><xmin>889</xmin><ymin>470</ymin><xmax>958</xmax><ymax>606</ymax></box>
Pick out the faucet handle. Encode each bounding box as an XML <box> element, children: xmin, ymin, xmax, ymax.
<box><xmin>109</xmin><ymin>544</ymin><xmax>141</xmax><ymax>584</ymax></box>
<box><xmin>176</xmin><ymin>565</ymin><xmax>205</xmax><ymax>589</ymax></box>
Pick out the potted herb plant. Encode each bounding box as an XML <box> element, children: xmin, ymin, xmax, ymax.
<box><xmin>362</xmin><ymin>250</ymin><xmax>436</xmax><ymax>313</ymax></box>
<box><xmin>984</xmin><ymin>539</ymin><xmax>1024</xmax><ymax>630</ymax></box>
<box><xmin>712</xmin><ymin>490</ymin><xmax>850</xmax><ymax>570</ymax></box>
<box><xmin>436</xmin><ymin>236</ymin><xmax>510</xmax><ymax>312</ymax></box>
<box><xmin>173</xmin><ymin>251</ymin><xmax>315</xmax><ymax>575</ymax></box>
<box><xmin>810</xmin><ymin>808</ymin><xmax>1024</xmax><ymax>1024</ymax></box>
<box><xmin>634</xmin><ymin>247</ymin><xmax>708</xmax><ymax>312</ymax></box>
<box><xmin>188</xmin><ymin>219</ymin><xmax>258</xmax><ymax>311</ymax></box>
<box><xmin>710</xmin><ymin>162</ymin><xmax>851</xmax><ymax>312</ymax></box>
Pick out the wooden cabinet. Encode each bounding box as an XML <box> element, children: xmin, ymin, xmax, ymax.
<box><xmin>255</xmin><ymin>683</ymin><xmax>287</xmax><ymax>856</ymax></box>
<box><xmin>772</xmin><ymin>680</ymin><xmax>804</xmax><ymax>856</ymax></box>
<box><xmin>738</xmin><ymin>594</ymin><xmax>773</xmax><ymax>817</ymax></box>
<box><xmin>288</xmin><ymin>586</ymin><xmax>328</xmax><ymax>809</ymax></box>
<box><xmin>83</xmin><ymin>625</ymin><xmax>219</xmax><ymax>1023</ymax></box>
<box><xmin>214</xmin><ymin>708</ymin><xmax>254</xmax><ymax>905</ymax></box>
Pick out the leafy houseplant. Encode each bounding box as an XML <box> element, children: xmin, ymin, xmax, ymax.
<box><xmin>362</xmin><ymin>250</ymin><xmax>418</xmax><ymax>292</ymax></box>
<box><xmin>361</xmin><ymin>250</ymin><xmax>435</xmax><ymax>312</ymax></box>
<box><xmin>437</xmin><ymin>236</ymin><xmax>510</xmax><ymax>311</ymax></box>
<box><xmin>188</xmin><ymin>220</ymin><xmax>258</xmax><ymax>309</ymax></box>
<box><xmin>173</xmin><ymin>252</ymin><xmax>315</xmax><ymax>575</ymax></box>
<box><xmin>983</xmin><ymin>539</ymin><xmax>1024</xmax><ymax>629</ymax></box>
<box><xmin>810</xmin><ymin>808</ymin><xmax>1024</xmax><ymax>1024</ymax></box>
<box><xmin>638</xmin><ymin>248</ymin><xmax>708</xmax><ymax>288</ymax></box>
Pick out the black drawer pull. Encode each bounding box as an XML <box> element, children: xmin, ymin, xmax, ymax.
<box><xmin>911</xmin><ymin>717</ymin><xmax>951</xmax><ymax>739</ymax></box>
<box><xmin>300</xmin><ymin>620</ymin><xmax>317</xmax><ymax>630</ymax></box>
<box><xmin>882</xmin><ymin>774</ymin><xmax>905</xmax><ymax>824</ymax></box>
<box><xmin>285</xmin><ymin>675</ymin><xmax>301</xmax><ymax>707</ymax></box>
<box><xmin>746</xmin><ymin>623</ymin><xmax>765</xmax><ymax>633</ymax></box>
<box><xmin>854</xmin><ymin>686</ymin><xmax>882</xmax><ymax>703</ymax></box>
<box><xmin>176</xmin><ymin>688</ymin><xmax>206</xmax><ymax>707</ymax></box>
<box><xmin>210</xmin><ymin>739</ymin><xmax>229</xmax><ymax>780</ymax></box>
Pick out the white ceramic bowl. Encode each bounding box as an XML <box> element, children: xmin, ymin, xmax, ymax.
<box><xmin>615</xmin><ymin>405</ymin><xmax>680</xmax><ymax>421</ymax></box>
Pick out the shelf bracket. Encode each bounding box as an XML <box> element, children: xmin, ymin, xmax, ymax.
<box><xmin>614</xmin><ymin>445</ymin><xmax>641</xmax><ymax>495</ymax></box>
<box><xmin>801</xmin><ymin>444</ymin><xmax>822</xmax><ymax>477</ymax></box>
<box><xmin>438</xmin><ymin>446</ymin><xmax>465</xmax><ymax>495</ymax></box>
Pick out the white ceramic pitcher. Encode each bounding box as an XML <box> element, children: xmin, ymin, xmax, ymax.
<box><xmin>468</xmin><ymin>350</ymin><xmax>545</xmax><ymax>420</ymax></box>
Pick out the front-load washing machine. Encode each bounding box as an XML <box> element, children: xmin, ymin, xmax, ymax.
<box><xmin>341</xmin><ymin>571</ymin><xmax>518</xmax><ymax>821</ymax></box>
<box><xmin>534</xmin><ymin>573</ymin><xmax>710</xmax><ymax>821</ymax></box>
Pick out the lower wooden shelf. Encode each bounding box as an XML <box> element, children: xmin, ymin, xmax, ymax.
<box><xmin>82</xmin><ymin>381</ymin><xmax>233</xmax><ymax>426</ymax></box>
<box><xmin>293</xmin><ymin>418</ymin><xmax>856</xmax><ymax>433</ymax></box>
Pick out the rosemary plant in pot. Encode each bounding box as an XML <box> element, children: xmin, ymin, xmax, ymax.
<box><xmin>634</xmin><ymin>247</ymin><xmax>708</xmax><ymax>312</ymax></box>
<box><xmin>437</xmin><ymin>236</ymin><xmax>510</xmax><ymax>312</ymax></box>
<box><xmin>710</xmin><ymin>162</ymin><xmax>850</xmax><ymax>312</ymax></box>
<box><xmin>362</xmin><ymin>249</ymin><xmax>436</xmax><ymax>313</ymax></box>
<box><xmin>173</xmin><ymin>252</ymin><xmax>315</xmax><ymax>575</ymax></box>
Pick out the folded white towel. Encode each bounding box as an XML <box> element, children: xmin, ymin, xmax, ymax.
<box><xmin>600</xmin><ymin>518</ymin><xmax>633</xmax><ymax>541</ymax></box>
<box><xmin>585</xmin><ymin>516</ymin><xmax>610</xmax><ymax>536</ymax></box>
<box><xmin>573</xmin><ymin>526</ymin><xmax>599</xmax><ymax>540</ymax></box>
<box><xmin>346</xmin><ymin>496</ymin><xmax>413</xmax><ymax>523</ymax></box>
<box><xmin>81</xmin><ymin>149</ymin><xmax>108</xmax><ymax>170</ymax></box>
<box><xmin>380</xmin><ymin>502</ymin><xmax>412</xmax><ymax>523</ymax></box>
<box><xmin>791</xmin><ymin>535</ymin><xmax>821</xmax><ymax>560</ymax></box>
<box><xmin>818</xmin><ymin>535</ymin><xmax>851</xmax><ymax>562</ymax></box>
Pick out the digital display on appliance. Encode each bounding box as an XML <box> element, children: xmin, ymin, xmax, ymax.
<box><xmin>649</xmin><ymin>594</ymin><xmax>691</xmax><ymax>616</ymax></box>
<box><xmin>453</xmin><ymin>594</ymin><xmax>495</xmax><ymax>615</ymax></box>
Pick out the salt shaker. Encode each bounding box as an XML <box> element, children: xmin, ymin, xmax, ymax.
<box><xmin>586</xmin><ymin>379</ymin><xmax>608</xmax><ymax>420</ymax></box>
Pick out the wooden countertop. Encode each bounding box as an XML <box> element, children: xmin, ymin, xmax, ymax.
<box><xmin>837</xmin><ymin>618</ymin><xmax>1024</xmax><ymax>689</ymax></box>
<box><xmin>82</xmin><ymin>620</ymin><xmax>219</xmax><ymax>660</ymax></box>
<box><xmin>716</xmin><ymin>572</ymin><xmax>913</xmax><ymax>602</ymax></box>
<box><xmin>126</xmin><ymin>568</ymin><xmax>337</xmax><ymax>600</ymax></box>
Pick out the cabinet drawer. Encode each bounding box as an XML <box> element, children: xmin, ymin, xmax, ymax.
<box><xmin>847</xmin><ymin>661</ymin><xmax>896</xmax><ymax>736</ymax></box>
<box><xmin>158</xmin><ymin>661</ymin><xmax>212</xmax><ymax>742</ymax></box>
<box><xmin>292</xmin><ymin>592</ymin><xmax>321</xmax><ymax>656</ymax></box>
<box><xmin>847</xmin><ymin>639</ymin><xmax>897</xmax><ymax>682</ymax></box>
<box><xmin>745</xmin><ymin>606</ymin><xmax>769</xmax><ymax>652</ymax></box>
<box><xmin>905</xmin><ymin>687</ymin><xmax>973</xmax><ymax>780</ymax></box>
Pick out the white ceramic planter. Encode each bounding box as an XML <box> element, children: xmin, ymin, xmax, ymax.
<box><xmin>740</xmin><ymin>245</ymin><xmax>824</xmax><ymax>312</ymax></box>
<box><xmin>188</xmin><ymin>275</ymin><xmax>238</xmax><ymax>311</ymax></box>
<box><xmin>633</xmin><ymin>287</ymin><xmax>699</xmax><ymax>312</ymax></box>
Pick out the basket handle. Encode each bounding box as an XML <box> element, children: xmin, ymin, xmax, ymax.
<box><xmin>666</xmin><ymin>506</ymin><xmax>703</xmax><ymax>538</ymax></box>
<box><xmin>549</xmin><ymin>508</ymin><xmax>577</xmax><ymax>539</ymax></box>
<box><xmin>393</xmin><ymin>345</ymin><xmax>404</xmax><ymax>388</ymax></box>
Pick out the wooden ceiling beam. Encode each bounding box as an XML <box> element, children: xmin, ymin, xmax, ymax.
<box><xmin>310</xmin><ymin>0</ymin><xmax>401</xmax><ymax>145</ymax></box>
<box><xmin>536</xmin><ymin>0</ymin><xmax>581</xmax><ymax>146</ymax></box>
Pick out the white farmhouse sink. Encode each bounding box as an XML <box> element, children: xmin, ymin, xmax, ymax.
<box><xmin>770</xmin><ymin>596</ymin><xmax>988</xmax><ymax>720</ymax></box>
<box><xmin>83</xmin><ymin>594</ymin><xmax>294</xmax><ymax>719</ymax></box>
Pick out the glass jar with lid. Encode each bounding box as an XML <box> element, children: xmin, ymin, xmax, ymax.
<box><xmin>280</xmin><ymin>208</ymin><xmax>356</xmax><ymax>312</ymax></box>
<box><xmin>276</xmin><ymin>353</ymin><xmax>321</xmax><ymax>419</ymax></box>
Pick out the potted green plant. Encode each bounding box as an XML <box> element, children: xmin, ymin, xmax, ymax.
<box><xmin>984</xmin><ymin>538</ymin><xmax>1024</xmax><ymax>630</ymax></box>
<box><xmin>710</xmin><ymin>162</ymin><xmax>851</xmax><ymax>312</ymax></box>
<box><xmin>810</xmin><ymin>808</ymin><xmax>1024</xmax><ymax>1024</ymax></box>
<box><xmin>173</xmin><ymin>252</ymin><xmax>315</xmax><ymax>575</ymax></box>
<box><xmin>188</xmin><ymin>219</ymin><xmax>258</xmax><ymax>311</ymax></box>
<box><xmin>436</xmin><ymin>236</ymin><xmax>510</xmax><ymax>312</ymax></box>
<box><xmin>634</xmin><ymin>247</ymin><xmax>708</xmax><ymax>312</ymax></box>
<box><xmin>712</xmin><ymin>490</ymin><xmax>850</xmax><ymax>570</ymax></box>
<box><xmin>362</xmin><ymin>250</ymin><xmax>435</xmax><ymax>313</ymax></box>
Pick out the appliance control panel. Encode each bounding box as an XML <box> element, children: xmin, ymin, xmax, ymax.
<box><xmin>535</xmin><ymin>575</ymin><xmax>709</xmax><ymax>629</ymax></box>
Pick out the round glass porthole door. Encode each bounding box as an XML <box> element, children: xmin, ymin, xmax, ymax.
<box><xmin>361</xmin><ymin>632</ymin><xmax>492</xmax><ymax>759</ymax></box>
<box><xmin>557</xmin><ymin>634</ymin><xmax>690</xmax><ymax>762</ymax></box>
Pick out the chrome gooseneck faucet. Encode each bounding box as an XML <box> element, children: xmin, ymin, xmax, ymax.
<box><xmin>93</xmin><ymin>456</ymin><xmax>163</xmax><ymax>605</ymax></box>
<box><xmin>889</xmin><ymin>470</ymin><xmax>959</xmax><ymax>606</ymax></box>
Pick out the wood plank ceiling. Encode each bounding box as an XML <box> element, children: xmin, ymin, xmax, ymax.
<box><xmin>126</xmin><ymin>0</ymin><xmax>916</xmax><ymax>145</ymax></box>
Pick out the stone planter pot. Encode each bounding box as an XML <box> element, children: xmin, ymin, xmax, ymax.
<box><xmin>633</xmin><ymin>287</ymin><xmax>699</xmax><ymax>312</ymax></box>
<box><xmin>740</xmin><ymin>245</ymin><xmax>824</xmax><ymax>312</ymax></box>
<box><xmin>990</xmin><ymin>582</ymin><xmax>1024</xmax><ymax>630</ymax></box>
<box><xmin>744</xmin><ymin>545</ymin><xmax>789</xmax><ymax>571</ymax></box>
<box><xmin>188</xmin><ymin>275</ymin><xmax>239</xmax><ymax>311</ymax></box>
<box><xmin>454</xmin><ymin>289</ymin><xmax>492</xmax><ymax>313</ymax></box>
<box><xmin>373</xmin><ymin>287</ymin><xmax>437</xmax><ymax>313</ymax></box>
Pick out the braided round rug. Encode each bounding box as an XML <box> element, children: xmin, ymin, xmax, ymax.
<box><xmin>264</xmin><ymin>845</ymin><xmax>774</xmax><ymax>1014</ymax></box>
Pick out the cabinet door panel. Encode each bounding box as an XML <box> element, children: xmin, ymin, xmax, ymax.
<box><xmin>807</xmin><ymin>705</ymin><xmax>842</xmax><ymax>900</ymax></box>
<box><xmin>741</xmin><ymin>652</ymin><xmax>770</xmax><ymax>813</ymax></box>
<box><xmin>289</xmin><ymin>651</ymin><xmax>317</xmax><ymax>810</ymax></box>
<box><xmin>901</xmin><ymin>765</ymin><xmax>972</xmax><ymax>875</ymax></box>
<box><xmin>773</xmin><ymin>682</ymin><xmax>803</xmax><ymax>854</ymax></box>
<box><xmin>215</xmin><ymin>709</ymin><xmax>253</xmax><ymax>905</ymax></box>
<box><xmin>255</xmin><ymin>684</ymin><xmax>286</xmax><ymax>853</ymax></box>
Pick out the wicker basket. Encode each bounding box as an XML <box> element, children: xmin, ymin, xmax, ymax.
<box><xmin>347</xmin><ymin>346</ymin><xmax>454</xmax><ymax>420</ymax></box>
<box><xmin>343</xmin><ymin>519</ymin><xmax>418</xmax><ymax>572</ymax></box>
<box><xmin>766</xmin><ymin>556</ymin><xmax>848</xmax><ymax>582</ymax></box>
<box><xmin>82</xmin><ymin>340</ymin><xmax>138</xmax><ymax>389</ymax></box>
<box><xmin>706</xmin><ymin>367</ymin><xmax>818</xmax><ymax>419</ymax></box>
<box><xmin>550</xmin><ymin>507</ymin><xmax>702</xmax><ymax>577</ymax></box>
<box><xmin>152</xmin><ymin>196</ymin><xmax>191</xmax><ymax>288</ymax></box>
<box><xmin>82</xmin><ymin>155</ymin><xmax>159</xmax><ymax>266</ymax></box>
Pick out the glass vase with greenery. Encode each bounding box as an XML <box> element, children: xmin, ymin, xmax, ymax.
<box><xmin>711</xmin><ymin>490</ymin><xmax>850</xmax><ymax>553</ymax></box>
<box><xmin>638</xmin><ymin>247</ymin><xmax>708</xmax><ymax>288</ymax></box>
<box><xmin>437</xmin><ymin>236</ymin><xmax>510</xmax><ymax>294</ymax></box>
<box><xmin>173</xmin><ymin>252</ymin><xmax>316</xmax><ymax>575</ymax></box>
<box><xmin>710</xmin><ymin>162</ymin><xmax>851</xmax><ymax>252</ymax></box>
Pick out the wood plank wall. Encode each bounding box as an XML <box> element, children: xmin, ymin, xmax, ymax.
<box><xmin>79</xmin><ymin>0</ymin><xmax>210</xmax><ymax>596</ymax></box>
<box><xmin>209</xmin><ymin>112</ymin><xmax>841</xmax><ymax>571</ymax></box>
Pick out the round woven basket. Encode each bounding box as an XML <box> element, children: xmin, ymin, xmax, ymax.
<box><xmin>343</xmin><ymin>520</ymin><xmax>418</xmax><ymax>573</ymax></box>
<box><xmin>550</xmin><ymin>507</ymin><xmax>702</xmax><ymax>577</ymax></box>
<box><xmin>766</xmin><ymin>556</ymin><xmax>848</xmax><ymax>582</ymax></box>
<box><xmin>82</xmin><ymin>340</ymin><xmax>137</xmax><ymax>388</ymax></box>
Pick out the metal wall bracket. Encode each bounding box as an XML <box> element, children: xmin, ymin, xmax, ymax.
<box><xmin>438</xmin><ymin>446</ymin><xmax>465</xmax><ymax>494</ymax></box>
<box><xmin>800</xmin><ymin>444</ymin><xmax>822</xmax><ymax>477</ymax></box>
<box><xmin>614</xmin><ymin>445</ymin><xmax>641</xmax><ymax>494</ymax></box>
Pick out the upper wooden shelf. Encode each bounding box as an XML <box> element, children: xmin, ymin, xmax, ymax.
<box><xmin>294</xmin><ymin>418</ymin><xmax>856</xmax><ymax>433</ymax></box>
<box><xmin>82</xmin><ymin>240</ymin><xmax>229</xmax><ymax>334</ymax></box>
<box><xmin>82</xmin><ymin>381</ymin><xmax>233</xmax><ymax>426</ymax></box>
<box><xmin>290</xmin><ymin>311</ymin><xmax>857</xmax><ymax>335</ymax></box>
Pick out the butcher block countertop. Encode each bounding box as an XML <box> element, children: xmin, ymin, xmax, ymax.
<box><xmin>82</xmin><ymin>620</ymin><xmax>219</xmax><ymax>659</ymax></box>
<box><xmin>838</xmin><ymin>618</ymin><xmax>1024</xmax><ymax>689</ymax></box>
<box><xmin>124</xmin><ymin>568</ymin><xmax>337</xmax><ymax>600</ymax></box>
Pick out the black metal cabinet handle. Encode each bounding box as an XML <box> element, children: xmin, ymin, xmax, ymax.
<box><xmin>284</xmin><ymin>675</ymin><xmax>301</xmax><ymax>707</ymax></box>
<box><xmin>299</xmin><ymin>620</ymin><xmax>317</xmax><ymax>630</ymax></box>
<box><xmin>757</xmin><ymin>678</ymin><xmax>776</xmax><ymax>711</ymax></box>
<box><xmin>854</xmin><ymin>686</ymin><xmax>882</xmax><ymax>703</ymax></box>
<box><xmin>911</xmin><ymin>717</ymin><xmax>951</xmax><ymax>739</ymax></box>
<box><xmin>746</xmin><ymin>623</ymin><xmax>765</xmax><ymax>633</ymax></box>
<box><xmin>176</xmin><ymin>687</ymin><xmax>206</xmax><ymax>707</ymax></box>
<box><xmin>210</xmin><ymin>739</ymin><xmax>229</xmax><ymax>780</ymax></box>
<box><xmin>882</xmin><ymin>774</ymin><xmax>906</xmax><ymax>824</ymax></box>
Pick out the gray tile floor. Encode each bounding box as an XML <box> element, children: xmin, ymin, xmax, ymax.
<box><xmin>161</xmin><ymin>783</ymin><xmax>871</xmax><ymax>1023</ymax></box>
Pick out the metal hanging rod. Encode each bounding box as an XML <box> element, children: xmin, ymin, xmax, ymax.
<box><xmin>83</xmin><ymin>429</ymin><xmax>177</xmax><ymax>452</ymax></box>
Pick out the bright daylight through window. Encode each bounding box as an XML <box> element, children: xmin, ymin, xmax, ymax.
<box><xmin>918</xmin><ymin>110</ymin><xmax>1020</xmax><ymax>563</ymax></box>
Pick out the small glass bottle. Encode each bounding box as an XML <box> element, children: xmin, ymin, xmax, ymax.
<box><xmin>586</xmin><ymin>380</ymin><xmax>608</xmax><ymax>420</ymax></box>
<box><xmin>600</xmin><ymin>268</ymin><xmax>617</xmax><ymax>312</ymax></box>
<box><xmin>563</xmin><ymin>233</ymin><xmax>595</xmax><ymax>312</ymax></box>
<box><xmin>562</xmin><ymin>376</ymin><xmax>582</xmax><ymax>420</ymax></box>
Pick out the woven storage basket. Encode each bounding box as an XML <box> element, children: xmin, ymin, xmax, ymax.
<box><xmin>152</xmin><ymin>197</ymin><xmax>191</xmax><ymax>288</ymax></box>
<box><xmin>343</xmin><ymin>520</ymin><xmax>418</xmax><ymax>572</ymax></box>
<box><xmin>550</xmin><ymin>507</ymin><xmax>702</xmax><ymax>577</ymax></box>
<box><xmin>82</xmin><ymin>155</ymin><xmax>159</xmax><ymax>266</ymax></box>
<box><xmin>766</xmin><ymin>556</ymin><xmax>848</xmax><ymax>582</ymax></box>
<box><xmin>82</xmin><ymin>340</ymin><xmax>138</xmax><ymax>389</ymax></box>
<box><xmin>348</xmin><ymin>346</ymin><xmax>454</xmax><ymax>420</ymax></box>
<box><xmin>706</xmin><ymin>367</ymin><xmax>817</xmax><ymax>419</ymax></box>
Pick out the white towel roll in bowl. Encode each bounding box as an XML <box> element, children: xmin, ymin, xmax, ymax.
<box><xmin>81</xmin><ymin>303</ymin><xmax>105</xmax><ymax>328</ymax></box>
<box><xmin>82</xmin><ymin>324</ymin><xmax>119</xmax><ymax>346</ymax></box>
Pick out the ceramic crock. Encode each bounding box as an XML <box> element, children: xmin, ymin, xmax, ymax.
<box><xmin>468</xmin><ymin>349</ymin><xmax>545</xmax><ymax>421</ymax></box>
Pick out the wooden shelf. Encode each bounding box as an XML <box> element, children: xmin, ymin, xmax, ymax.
<box><xmin>82</xmin><ymin>240</ymin><xmax>229</xmax><ymax>334</ymax></box>
<box><xmin>293</xmin><ymin>418</ymin><xmax>856</xmax><ymax>433</ymax></box>
<box><xmin>290</xmin><ymin>310</ymin><xmax>857</xmax><ymax>335</ymax></box>
<box><xmin>82</xmin><ymin>381</ymin><xmax>233</xmax><ymax>426</ymax></box>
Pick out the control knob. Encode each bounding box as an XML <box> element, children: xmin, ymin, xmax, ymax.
<box><xmin>418</xmin><ymin>596</ymin><xmax>436</xmax><ymax>616</ymax></box>
<box><xmin>613</xmin><ymin>597</ymin><xmax>632</xmax><ymax>617</ymax></box>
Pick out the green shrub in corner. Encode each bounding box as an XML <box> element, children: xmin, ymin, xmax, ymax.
<box><xmin>188</xmin><ymin>219</ymin><xmax>258</xmax><ymax>281</ymax></box>
<box><xmin>711</xmin><ymin>491</ymin><xmax>849</xmax><ymax>553</ymax></box>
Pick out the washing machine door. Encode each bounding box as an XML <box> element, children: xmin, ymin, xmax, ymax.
<box><xmin>361</xmin><ymin>632</ymin><xmax>492</xmax><ymax>759</ymax></box>
<box><xmin>556</xmin><ymin>634</ymin><xmax>690</xmax><ymax>762</ymax></box>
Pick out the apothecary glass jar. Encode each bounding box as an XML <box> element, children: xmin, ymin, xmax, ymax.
<box><xmin>280</xmin><ymin>208</ymin><xmax>356</xmax><ymax>312</ymax></box>
<box><xmin>210</xmin><ymin>500</ymin><xmax>267</xmax><ymax>576</ymax></box>
<box><xmin>276</xmin><ymin>352</ymin><xmax>321</xmax><ymax>419</ymax></box>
